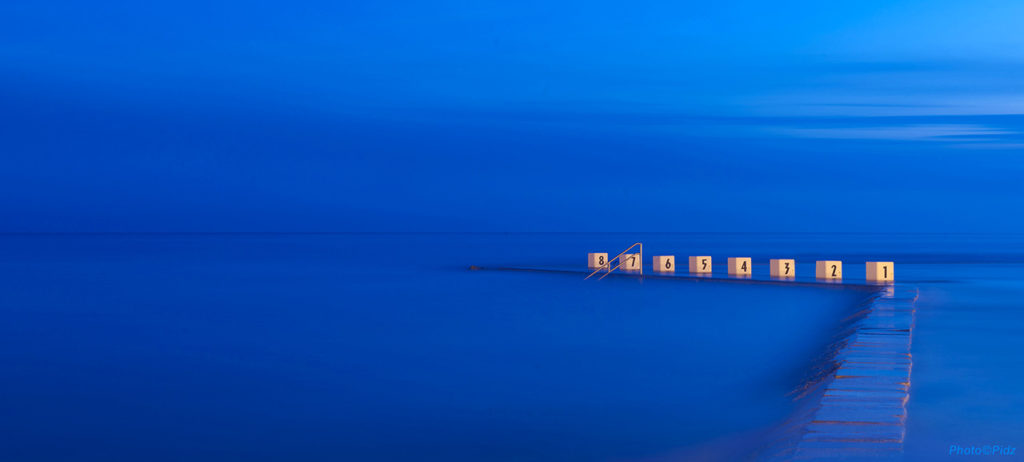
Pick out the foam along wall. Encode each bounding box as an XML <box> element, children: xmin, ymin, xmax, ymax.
<box><xmin>620</xmin><ymin>253</ymin><xmax>641</xmax><ymax>270</ymax></box>
<box><xmin>770</xmin><ymin>259</ymin><xmax>795</xmax><ymax>278</ymax></box>
<box><xmin>588</xmin><ymin>253</ymin><xmax>608</xmax><ymax>269</ymax></box>
<box><xmin>653</xmin><ymin>255</ymin><xmax>675</xmax><ymax>272</ymax></box>
<box><xmin>727</xmin><ymin>257</ymin><xmax>751</xmax><ymax>276</ymax></box>
<box><xmin>866</xmin><ymin>261</ymin><xmax>894</xmax><ymax>282</ymax></box>
<box><xmin>688</xmin><ymin>256</ymin><xmax>712</xmax><ymax>274</ymax></box>
<box><xmin>816</xmin><ymin>260</ymin><xmax>843</xmax><ymax>280</ymax></box>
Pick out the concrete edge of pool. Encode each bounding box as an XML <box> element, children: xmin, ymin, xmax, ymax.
<box><xmin>758</xmin><ymin>285</ymin><xmax>917</xmax><ymax>461</ymax></box>
<box><xmin>477</xmin><ymin>266</ymin><xmax>919</xmax><ymax>461</ymax></box>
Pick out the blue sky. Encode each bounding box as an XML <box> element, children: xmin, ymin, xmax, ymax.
<box><xmin>2</xmin><ymin>1</ymin><xmax>1024</xmax><ymax>231</ymax></box>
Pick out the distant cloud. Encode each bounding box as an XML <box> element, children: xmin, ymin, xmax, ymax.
<box><xmin>771</xmin><ymin>124</ymin><xmax>1017</xmax><ymax>143</ymax></box>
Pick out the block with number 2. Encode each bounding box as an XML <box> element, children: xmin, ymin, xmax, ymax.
<box><xmin>816</xmin><ymin>260</ymin><xmax>842</xmax><ymax>280</ymax></box>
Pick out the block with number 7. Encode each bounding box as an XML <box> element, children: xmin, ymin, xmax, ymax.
<box><xmin>620</xmin><ymin>253</ymin><xmax>641</xmax><ymax>271</ymax></box>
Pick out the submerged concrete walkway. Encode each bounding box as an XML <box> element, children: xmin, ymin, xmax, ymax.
<box><xmin>760</xmin><ymin>285</ymin><xmax>918</xmax><ymax>461</ymax></box>
<box><xmin>481</xmin><ymin>265</ymin><xmax>918</xmax><ymax>460</ymax></box>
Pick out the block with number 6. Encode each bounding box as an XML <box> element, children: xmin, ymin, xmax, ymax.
<box><xmin>688</xmin><ymin>256</ymin><xmax>712</xmax><ymax>274</ymax></box>
<box><xmin>866</xmin><ymin>261</ymin><xmax>894</xmax><ymax>282</ymax></box>
<box><xmin>770</xmin><ymin>259</ymin><xmax>796</xmax><ymax>278</ymax></box>
<box><xmin>727</xmin><ymin>257</ymin><xmax>751</xmax><ymax>276</ymax></box>
<box><xmin>653</xmin><ymin>255</ymin><xmax>675</xmax><ymax>272</ymax></box>
<box><xmin>620</xmin><ymin>253</ymin><xmax>641</xmax><ymax>271</ymax></box>
<box><xmin>588</xmin><ymin>253</ymin><xmax>608</xmax><ymax>269</ymax></box>
<box><xmin>816</xmin><ymin>260</ymin><xmax>843</xmax><ymax>280</ymax></box>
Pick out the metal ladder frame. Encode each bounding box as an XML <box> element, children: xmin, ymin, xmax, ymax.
<box><xmin>585</xmin><ymin>242</ymin><xmax>642</xmax><ymax>280</ymax></box>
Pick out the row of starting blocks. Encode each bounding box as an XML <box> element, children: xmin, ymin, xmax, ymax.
<box><xmin>588</xmin><ymin>253</ymin><xmax>894</xmax><ymax>282</ymax></box>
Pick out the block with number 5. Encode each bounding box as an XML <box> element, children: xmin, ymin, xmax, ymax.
<box><xmin>688</xmin><ymin>256</ymin><xmax>712</xmax><ymax>274</ymax></box>
<box><xmin>653</xmin><ymin>255</ymin><xmax>675</xmax><ymax>272</ymax></box>
<box><xmin>727</xmin><ymin>257</ymin><xmax>751</xmax><ymax>276</ymax></box>
<box><xmin>866</xmin><ymin>261</ymin><xmax>894</xmax><ymax>282</ymax></box>
<box><xmin>770</xmin><ymin>259</ymin><xmax>795</xmax><ymax>278</ymax></box>
<box><xmin>816</xmin><ymin>260</ymin><xmax>842</xmax><ymax>280</ymax></box>
<box><xmin>620</xmin><ymin>253</ymin><xmax>641</xmax><ymax>271</ymax></box>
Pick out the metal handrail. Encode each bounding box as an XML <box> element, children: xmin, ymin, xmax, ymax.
<box><xmin>585</xmin><ymin>242</ymin><xmax>642</xmax><ymax>280</ymax></box>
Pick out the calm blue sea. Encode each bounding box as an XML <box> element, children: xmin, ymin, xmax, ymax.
<box><xmin>1</xmin><ymin>233</ymin><xmax>1022</xmax><ymax>461</ymax></box>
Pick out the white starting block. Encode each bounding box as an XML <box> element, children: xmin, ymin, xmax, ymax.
<box><xmin>620</xmin><ymin>253</ymin><xmax>641</xmax><ymax>271</ymax></box>
<box><xmin>770</xmin><ymin>259</ymin><xmax>795</xmax><ymax>278</ymax></box>
<box><xmin>653</xmin><ymin>255</ymin><xmax>675</xmax><ymax>272</ymax></box>
<box><xmin>866</xmin><ymin>261</ymin><xmax>894</xmax><ymax>282</ymax></box>
<box><xmin>727</xmin><ymin>257</ymin><xmax>751</xmax><ymax>276</ymax></box>
<box><xmin>816</xmin><ymin>260</ymin><xmax>843</xmax><ymax>280</ymax></box>
<box><xmin>588</xmin><ymin>253</ymin><xmax>608</xmax><ymax>269</ymax></box>
<box><xmin>689</xmin><ymin>256</ymin><xmax>712</xmax><ymax>274</ymax></box>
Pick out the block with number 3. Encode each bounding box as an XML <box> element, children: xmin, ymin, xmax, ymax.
<box><xmin>653</xmin><ymin>255</ymin><xmax>675</xmax><ymax>272</ymax></box>
<box><xmin>770</xmin><ymin>259</ymin><xmax>795</xmax><ymax>278</ymax></box>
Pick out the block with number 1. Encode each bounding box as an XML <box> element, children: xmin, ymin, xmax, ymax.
<box><xmin>866</xmin><ymin>261</ymin><xmax>894</xmax><ymax>282</ymax></box>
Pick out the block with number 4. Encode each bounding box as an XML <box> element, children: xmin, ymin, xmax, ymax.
<box><xmin>588</xmin><ymin>253</ymin><xmax>608</xmax><ymax>269</ymax></box>
<box><xmin>727</xmin><ymin>257</ymin><xmax>751</xmax><ymax>276</ymax></box>
<box><xmin>770</xmin><ymin>259</ymin><xmax>795</xmax><ymax>278</ymax></box>
<box><xmin>620</xmin><ymin>253</ymin><xmax>640</xmax><ymax>271</ymax></box>
<box><xmin>688</xmin><ymin>256</ymin><xmax>712</xmax><ymax>274</ymax></box>
<box><xmin>816</xmin><ymin>260</ymin><xmax>842</xmax><ymax>280</ymax></box>
<box><xmin>866</xmin><ymin>261</ymin><xmax>894</xmax><ymax>282</ymax></box>
<box><xmin>653</xmin><ymin>255</ymin><xmax>675</xmax><ymax>272</ymax></box>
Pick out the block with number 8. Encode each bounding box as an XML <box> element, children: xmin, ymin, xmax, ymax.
<box><xmin>727</xmin><ymin>257</ymin><xmax>751</xmax><ymax>276</ymax></box>
<box><xmin>620</xmin><ymin>253</ymin><xmax>640</xmax><ymax>271</ymax></box>
<box><xmin>588</xmin><ymin>253</ymin><xmax>609</xmax><ymax>269</ymax></box>
<box><xmin>770</xmin><ymin>259</ymin><xmax>795</xmax><ymax>278</ymax></box>
<box><xmin>653</xmin><ymin>255</ymin><xmax>675</xmax><ymax>272</ymax></box>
